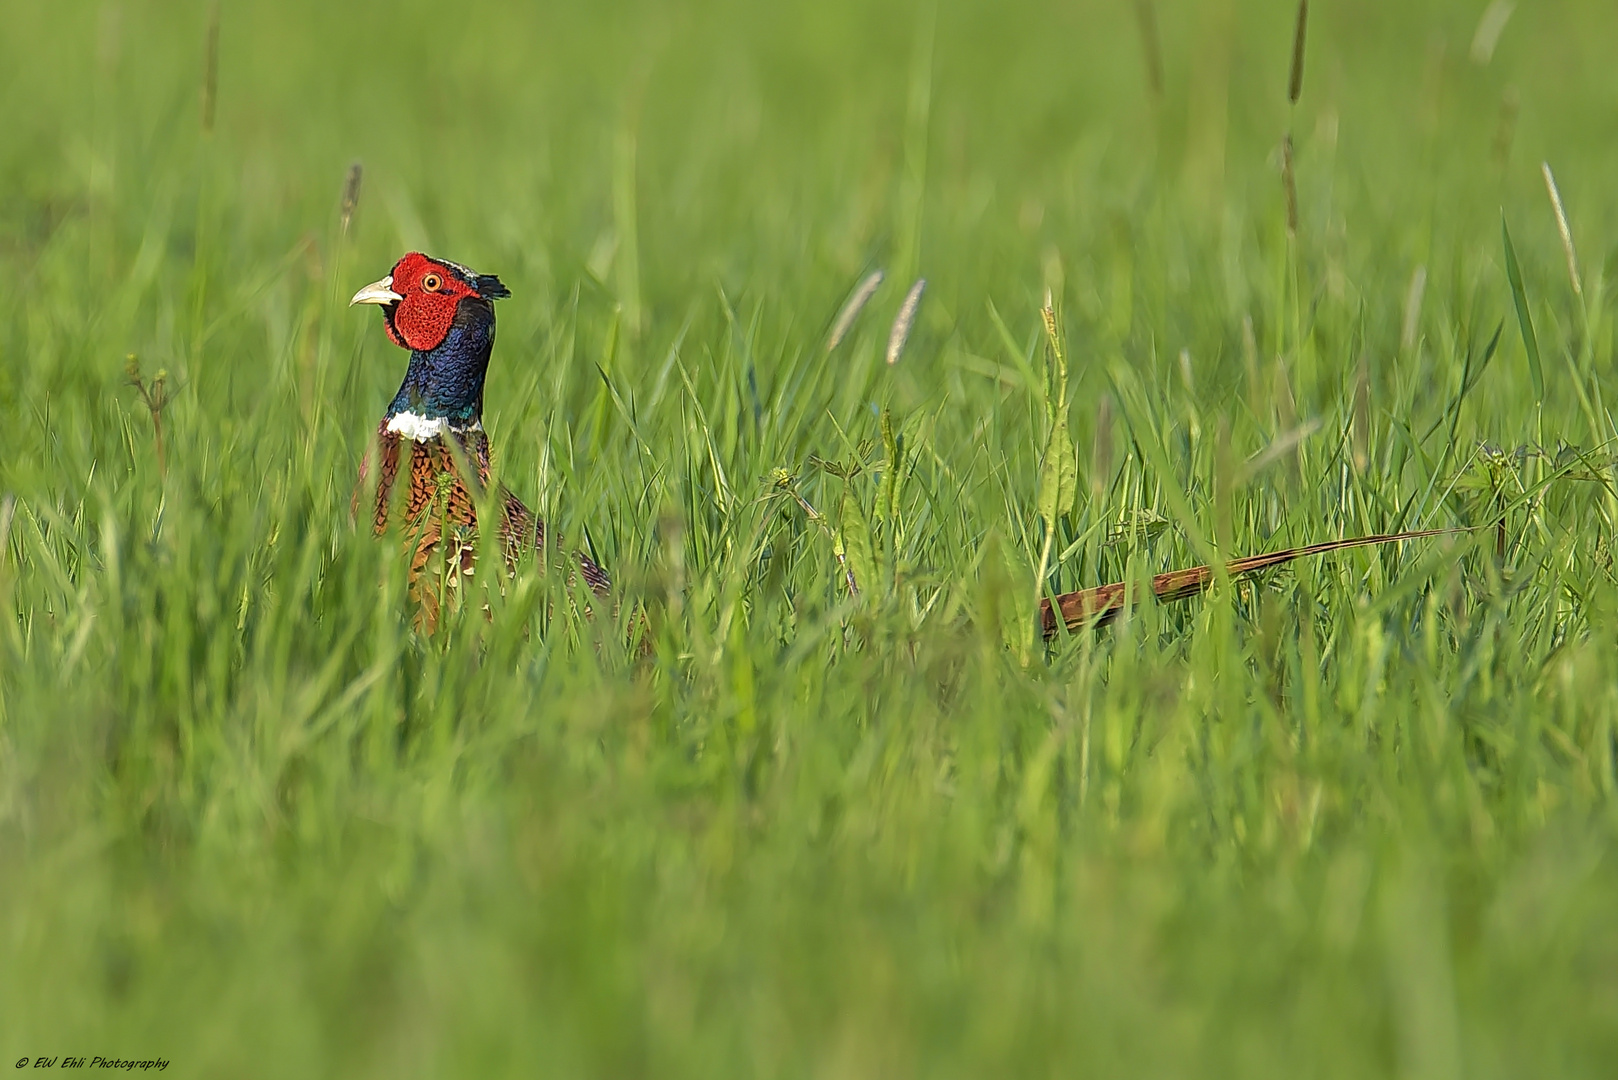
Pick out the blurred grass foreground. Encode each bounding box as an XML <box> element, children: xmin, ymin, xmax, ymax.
<box><xmin>3</xmin><ymin>0</ymin><xmax>1618</xmax><ymax>1075</ymax></box>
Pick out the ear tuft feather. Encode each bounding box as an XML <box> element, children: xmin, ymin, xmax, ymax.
<box><xmin>427</xmin><ymin>255</ymin><xmax>509</xmax><ymax>300</ymax></box>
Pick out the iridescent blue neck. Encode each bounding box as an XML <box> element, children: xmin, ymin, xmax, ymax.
<box><xmin>386</xmin><ymin>301</ymin><xmax>495</xmax><ymax>429</ymax></box>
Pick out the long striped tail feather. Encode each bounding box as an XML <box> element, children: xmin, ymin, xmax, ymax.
<box><xmin>1039</xmin><ymin>528</ymin><xmax>1472</xmax><ymax>638</ymax></box>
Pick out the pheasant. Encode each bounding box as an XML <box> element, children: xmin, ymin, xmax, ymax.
<box><xmin>350</xmin><ymin>252</ymin><xmax>610</xmax><ymax>621</ymax></box>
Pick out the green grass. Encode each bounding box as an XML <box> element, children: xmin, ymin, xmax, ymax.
<box><xmin>4</xmin><ymin>0</ymin><xmax>1618</xmax><ymax>1075</ymax></box>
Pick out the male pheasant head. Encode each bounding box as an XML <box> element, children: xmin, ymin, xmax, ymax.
<box><xmin>351</xmin><ymin>253</ymin><xmax>512</xmax><ymax>439</ymax></box>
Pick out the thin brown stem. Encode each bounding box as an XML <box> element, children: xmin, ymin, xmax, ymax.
<box><xmin>125</xmin><ymin>354</ymin><xmax>170</xmax><ymax>479</ymax></box>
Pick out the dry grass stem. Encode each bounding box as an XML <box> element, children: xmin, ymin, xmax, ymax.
<box><xmin>125</xmin><ymin>354</ymin><xmax>171</xmax><ymax>478</ymax></box>
<box><xmin>0</xmin><ymin>494</ymin><xmax>15</xmax><ymax>567</ymax></box>
<box><xmin>1352</xmin><ymin>357</ymin><xmax>1370</xmax><ymax>471</ymax></box>
<box><xmin>1134</xmin><ymin>0</ymin><xmax>1164</xmax><ymax>103</ymax></box>
<box><xmin>1287</xmin><ymin>0</ymin><xmax>1309</xmax><ymax>104</ymax></box>
<box><xmin>1470</xmin><ymin>1</ymin><xmax>1516</xmax><ymax>65</ymax></box>
<box><xmin>1041</xmin><ymin>246</ymin><xmax>1064</xmax><ymax>301</ymax></box>
<box><xmin>1493</xmin><ymin>89</ymin><xmax>1519</xmax><ymax>167</ymax></box>
<box><xmin>340</xmin><ymin>162</ymin><xmax>363</xmax><ymax>238</ymax></box>
<box><xmin>1541</xmin><ymin>162</ymin><xmax>1582</xmax><ymax>296</ymax></box>
<box><xmin>1242</xmin><ymin>315</ymin><xmax>1261</xmax><ymax>408</ymax></box>
<box><xmin>1273</xmin><ymin>359</ymin><xmax>1299</xmax><ymax>479</ymax></box>
<box><xmin>1282</xmin><ymin>135</ymin><xmax>1299</xmax><ymax>234</ymax></box>
<box><xmin>1092</xmin><ymin>394</ymin><xmax>1112</xmax><ymax>496</ymax></box>
<box><xmin>1401</xmin><ymin>265</ymin><xmax>1427</xmax><ymax>351</ymax></box>
<box><xmin>1243</xmin><ymin>418</ymin><xmax>1321</xmax><ymax>483</ymax></box>
<box><xmin>201</xmin><ymin>1</ymin><xmax>220</xmax><ymax>134</ymax></box>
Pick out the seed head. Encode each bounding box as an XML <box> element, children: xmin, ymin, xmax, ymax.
<box><xmin>827</xmin><ymin>270</ymin><xmax>884</xmax><ymax>351</ymax></box>
<box><xmin>887</xmin><ymin>278</ymin><xmax>926</xmax><ymax>365</ymax></box>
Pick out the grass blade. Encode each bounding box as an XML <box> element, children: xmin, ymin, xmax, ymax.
<box><xmin>1501</xmin><ymin>212</ymin><xmax>1544</xmax><ymax>400</ymax></box>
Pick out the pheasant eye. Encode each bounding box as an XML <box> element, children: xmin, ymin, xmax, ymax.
<box><xmin>422</xmin><ymin>273</ymin><xmax>442</xmax><ymax>291</ymax></box>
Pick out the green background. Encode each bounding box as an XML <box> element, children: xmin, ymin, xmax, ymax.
<box><xmin>2</xmin><ymin>0</ymin><xmax>1616</xmax><ymax>1075</ymax></box>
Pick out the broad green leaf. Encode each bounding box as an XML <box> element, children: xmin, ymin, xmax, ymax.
<box><xmin>838</xmin><ymin>482</ymin><xmax>876</xmax><ymax>596</ymax></box>
<box><xmin>1036</xmin><ymin>307</ymin><xmax>1077</xmax><ymax>528</ymax></box>
<box><xmin>1037</xmin><ymin>418</ymin><xmax>1077</xmax><ymax>529</ymax></box>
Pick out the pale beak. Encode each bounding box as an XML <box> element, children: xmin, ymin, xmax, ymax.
<box><xmin>350</xmin><ymin>275</ymin><xmax>403</xmax><ymax>306</ymax></box>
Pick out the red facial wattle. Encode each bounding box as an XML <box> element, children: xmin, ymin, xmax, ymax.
<box><xmin>381</xmin><ymin>252</ymin><xmax>480</xmax><ymax>352</ymax></box>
